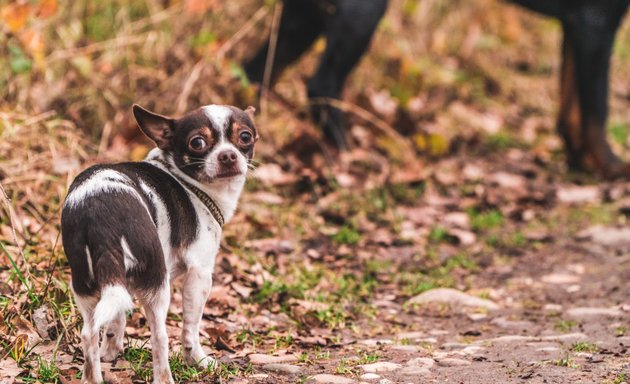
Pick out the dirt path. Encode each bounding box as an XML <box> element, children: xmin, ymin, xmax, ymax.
<box><xmin>232</xmin><ymin>229</ymin><xmax>629</xmax><ymax>384</ymax></box>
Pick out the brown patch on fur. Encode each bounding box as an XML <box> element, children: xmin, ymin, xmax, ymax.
<box><xmin>557</xmin><ymin>32</ymin><xmax>583</xmax><ymax>169</ymax></box>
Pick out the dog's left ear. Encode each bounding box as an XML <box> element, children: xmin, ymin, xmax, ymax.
<box><xmin>244</xmin><ymin>106</ymin><xmax>259</xmax><ymax>140</ymax></box>
<box><xmin>133</xmin><ymin>104</ymin><xmax>174</xmax><ymax>150</ymax></box>
<box><xmin>245</xmin><ymin>106</ymin><xmax>256</xmax><ymax>121</ymax></box>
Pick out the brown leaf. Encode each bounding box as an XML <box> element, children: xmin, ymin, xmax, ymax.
<box><xmin>185</xmin><ymin>0</ymin><xmax>217</xmax><ymax>14</ymax></box>
<box><xmin>1</xmin><ymin>3</ymin><xmax>32</xmax><ymax>33</ymax></box>
<box><xmin>35</xmin><ymin>0</ymin><xmax>57</xmax><ymax>18</ymax></box>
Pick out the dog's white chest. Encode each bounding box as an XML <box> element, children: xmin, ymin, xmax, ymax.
<box><xmin>168</xmin><ymin>196</ymin><xmax>221</xmax><ymax>278</ymax></box>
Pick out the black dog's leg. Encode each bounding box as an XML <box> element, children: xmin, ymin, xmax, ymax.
<box><xmin>244</xmin><ymin>1</ymin><xmax>324</xmax><ymax>86</ymax></box>
<box><xmin>307</xmin><ymin>0</ymin><xmax>388</xmax><ymax>148</ymax></box>
<box><xmin>556</xmin><ymin>27</ymin><xmax>582</xmax><ymax>170</ymax></box>
<box><xmin>563</xmin><ymin>1</ymin><xmax>630</xmax><ymax>178</ymax></box>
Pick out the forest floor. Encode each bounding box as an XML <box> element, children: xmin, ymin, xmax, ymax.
<box><xmin>1</xmin><ymin>0</ymin><xmax>629</xmax><ymax>383</ymax></box>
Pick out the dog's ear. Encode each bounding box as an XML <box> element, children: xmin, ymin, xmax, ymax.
<box><xmin>244</xmin><ymin>106</ymin><xmax>259</xmax><ymax>141</ymax></box>
<box><xmin>133</xmin><ymin>104</ymin><xmax>173</xmax><ymax>150</ymax></box>
<box><xmin>244</xmin><ymin>106</ymin><xmax>256</xmax><ymax>121</ymax></box>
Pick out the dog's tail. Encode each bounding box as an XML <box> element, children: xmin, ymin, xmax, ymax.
<box><xmin>92</xmin><ymin>285</ymin><xmax>133</xmax><ymax>332</ymax></box>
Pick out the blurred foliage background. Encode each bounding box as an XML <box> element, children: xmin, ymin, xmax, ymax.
<box><xmin>3</xmin><ymin>0</ymin><xmax>630</xmax><ymax>162</ymax></box>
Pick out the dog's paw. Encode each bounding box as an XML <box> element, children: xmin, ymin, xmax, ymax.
<box><xmin>183</xmin><ymin>346</ymin><xmax>215</xmax><ymax>369</ymax></box>
<box><xmin>196</xmin><ymin>355</ymin><xmax>217</xmax><ymax>370</ymax></box>
<box><xmin>152</xmin><ymin>369</ymin><xmax>174</xmax><ymax>384</ymax></box>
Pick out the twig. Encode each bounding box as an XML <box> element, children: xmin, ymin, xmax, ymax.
<box><xmin>216</xmin><ymin>5</ymin><xmax>270</xmax><ymax>60</ymax></box>
<box><xmin>0</xmin><ymin>182</ymin><xmax>31</xmax><ymax>279</ymax></box>
<box><xmin>46</xmin><ymin>35</ymin><xmax>149</xmax><ymax>63</ymax></box>
<box><xmin>261</xmin><ymin>1</ymin><xmax>283</xmax><ymax>121</ymax></box>
<box><xmin>127</xmin><ymin>4</ymin><xmax>182</xmax><ymax>33</ymax></box>
<box><xmin>176</xmin><ymin>5</ymin><xmax>270</xmax><ymax>114</ymax></box>
<box><xmin>0</xmin><ymin>110</ymin><xmax>56</xmax><ymax>126</ymax></box>
<box><xmin>176</xmin><ymin>60</ymin><xmax>205</xmax><ymax>115</ymax></box>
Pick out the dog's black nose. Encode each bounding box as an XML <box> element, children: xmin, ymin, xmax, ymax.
<box><xmin>218</xmin><ymin>150</ymin><xmax>237</xmax><ymax>165</ymax></box>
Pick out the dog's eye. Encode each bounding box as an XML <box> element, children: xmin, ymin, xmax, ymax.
<box><xmin>189</xmin><ymin>137</ymin><xmax>207</xmax><ymax>151</ymax></box>
<box><xmin>239</xmin><ymin>131</ymin><xmax>253</xmax><ymax>145</ymax></box>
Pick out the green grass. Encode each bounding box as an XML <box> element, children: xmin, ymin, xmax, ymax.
<box><xmin>122</xmin><ymin>342</ymin><xmax>153</xmax><ymax>381</ymax></box>
<box><xmin>468</xmin><ymin>209</ymin><xmax>503</xmax><ymax>232</ymax></box>
<box><xmin>35</xmin><ymin>356</ymin><xmax>60</xmax><ymax>383</ymax></box>
<box><xmin>486</xmin><ymin>133</ymin><xmax>520</xmax><ymax>151</ymax></box>
<box><xmin>169</xmin><ymin>352</ymin><xmax>213</xmax><ymax>382</ymax></box>
<box><xmin>429</xmin><ymin>226</ymin><xmax>449</xmax><ymax>243</ymax></box>
<box><xmin>608</xmin><ymin>121</ymin><xmax>629</xmax><ymax>147</ymax></box>
<box><xmin>554</xmin><ymin>319</ymin><xmax>577</xmax><ymax>333</ymax></box>
<box><xmin>552</xmin><ymin>353</ymin><xmax>578</xmax><ymax>369</ymax></box>
<box><xmin>572</xmin><ymin>341</ymin><xmax>599</xmax><ymax>353</ymax></box>
<box><xmin>331</xmin><ymin>225</ymin><xmax>361</xmax><ymax>245</ymax></box>
<box><xmin>335</xmin><ymin>358</ymin><xmax>358</xmax><ymax>375</ymax></box>
<box><xmin>356</xmin><ymin>352</ymin><xmax>380</xmax><ymax>365</ymax></box>
<box><xmin>214</xmin><ymin>361</ymin><xmax>253</xmax><ymax>380</ymax></box>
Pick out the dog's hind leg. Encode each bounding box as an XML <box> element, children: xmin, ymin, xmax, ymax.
<box><xmin>307</xmin><ymin>0</ymin><xmax>388</xmax><ymax>148</ymax></box>
<box><xmin>560</xmin><ymin>1</ymin><xmax>630</xmax><ymax>178</ymax></box>
<box><xmin>100</xmin><ymin>311</ymin><xmax>126</xmax><ymax>362</ymax></box>
<box><xmin>74</xmin><ymin>295</ymin><xmax>103</xmax><ymax>384</ymax></box>
<box><xmin>181</xmin><ymin>267</ymin><xmax>215</xmax><ymax>368</ymax></box>
<box><xmin>141</xmin><ymin>284</ymin><xmax>174</xmax><ymax>384</ymax></box>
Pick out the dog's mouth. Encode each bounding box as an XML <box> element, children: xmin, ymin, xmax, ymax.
<box><xmin>214</xmin><ymin>170</ymin><xmax>242</xmax><ymax>179</ymax></box>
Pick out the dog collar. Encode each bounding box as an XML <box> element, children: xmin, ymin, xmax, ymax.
<box><xmin>153</xmin><ymin>158</ymin><xmax>225</xmax><ymax>227</ymax></box>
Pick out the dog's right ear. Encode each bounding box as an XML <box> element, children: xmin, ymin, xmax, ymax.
<box><xmin>133</xmin><ymin>104</ymin><xmax>173</xmax><ymax>150</ymax></box>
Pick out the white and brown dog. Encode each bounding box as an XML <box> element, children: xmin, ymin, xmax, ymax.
<box><xmin>61</xmin><ymin>104</ymin><xmax>258</xmax><ymax>383</ymax></box>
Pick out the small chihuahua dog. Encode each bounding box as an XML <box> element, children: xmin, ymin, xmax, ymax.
<box><xmin>61</xmin><ymin>104</ymin><xmax>258</xmax><ymax>384</ymax></box>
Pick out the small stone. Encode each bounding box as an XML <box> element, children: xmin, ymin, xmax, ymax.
<box><xmin>565</xmin><ymin>307</ymin><xmax>624</xmax><ymax>319</ymax></box>
<box><xmin>541</xmin><ymin>333</ymin><xmax>587</xmax><ymax>342</ymax></box>
<box><xmin>565</xmin><ymin>285</ymin><xmax>581</xmax><ymax>293</ymax></box>
<box><xmin>577</xmin><ymin>225</ymin><xmax>630</xmax><ymax>247</ymax></box>
<box><xmin>491</xmin><ymin>317</ymin><xmax>534</xmax><ymax>330</ymax></box>
<box><xmin>378</xmin><ymin>379</ymin><xmax>394</xmax><ymax>384</ymax></box>
<box><xmin>406</xmin><ymin>288</ymin><xmax>499</xmax><ymax>310</ymax></box>
<box><xmin>536</xmin><ymin>346</ymin><xmax>561</xmax><ymax>353</ymax></box>
<box><xmin>262</xmin><ymin>364</ymin><xmax>302</xmax><ymax>375</ymax></box>
<box><xmin>248</xmin><ymin>354</ymin><xmax>298</xmax><ymax>365</ymax></box>
<box><xmin>541</xmin><ymin>273</ymin><xmax>580</xmax><ymax>284</ymax></box>
<box><xmin>436</xmin><ymin>358</ymin><xmax>471</xmax><ymax>367</ymax></box>
<box><xmin>390</xmin><ymin>345</ymin><xmax>420</xmax><ymax>353</ymax></box>
<box><xmin>459</xmin><ymin>346</ymin><xmax>485</xmax><ymax>355</ymax></box>
<box><xmin>556</xmin><ymin>185</ymin><xmax>601</xmax><ymax>204</ymax></box>
<box><xmin>406</xmin><ymin>358</ymin><xmax>434</xmax><ymax>369</ymax></box>
<box><xmin>360</xmin><ymin>373</ymin><xmax>381</xmax><ymax>381</ymax></box>
<box><xmin>441</xmin><ymin>342</ymin><xmax>467</xmax><ymax>350</ymax></box>
<box><xmin>488</xmin><ymin>335</ymin><xmax>535</xmax><ymax>343</ymax></box>
<box><xmin>399</xmin><ymin>366</ymin><xmax>431</xmax><ymax>376</ymax></box>
<box><xmin>468</xmin><ymin>313</ymin><xmax>487</xmax><ymax>321</ymax></box>
<box><xmin>249</xmin><ymin>373</ymin><xmax>269</xmax><ymax>379</ymax></box>
<box><xmin>543</xmin><ymin>304</ymin><xmax>563</xmax><ymax>313</ymax></box>
<box><xmin>359</xmin><ymin>362</ymin><xmax>402</xmax><ymax>373</ymax></box>
<box><xmin>308</xmin><ymin>374</ymin><xmax>355</xmax><ymax>384</ymax></box>
<box><xmin>359</xmin><ymin>339</ymin><xmax>393</xmax><ymax>347</ymax></box>
<box><xmin>396</xmin><ymin>332</ymin><xmax>425</xmax><ymax>340</ymax></box>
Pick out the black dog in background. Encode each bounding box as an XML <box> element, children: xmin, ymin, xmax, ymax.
<box><xmin>244</xmin><ymin>0</ymin><xmax>388</xmax><ymax>149</ymax></box>
<box><xmin>244</xmin><ymin>0</ymin><xmax>630</xmax><ymax>179</ymax></box>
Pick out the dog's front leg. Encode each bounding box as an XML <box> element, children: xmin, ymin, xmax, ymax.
<box><xmin>141</xmin><ymin>284</ymin><xmax>174</xmax><ymax>384</ymax></box>
<box><xmin>181</xmin><ymin>266</ymin><xmax>215</xmax><ymax>368</ymax></box>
